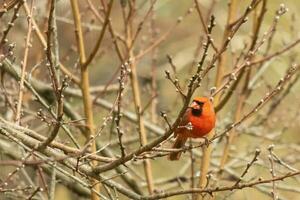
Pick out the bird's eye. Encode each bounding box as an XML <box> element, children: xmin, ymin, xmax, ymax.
<box><xmin>194</xmin><ymin>100</ymin><xmax>204</xmax><ymax>106</ymax></box>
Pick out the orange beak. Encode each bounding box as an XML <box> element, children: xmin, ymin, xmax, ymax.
<box><xmin>190</xmin><ymin>101</ymin><xmax>201</xmax><ymax>110</ymax></box>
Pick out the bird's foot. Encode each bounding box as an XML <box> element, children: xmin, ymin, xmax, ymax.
<box><xmin>201</xmin><ymin>137</ymin><xmax>210</xmax><ymax>147</ymax></box>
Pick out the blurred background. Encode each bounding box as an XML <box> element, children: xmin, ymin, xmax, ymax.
<box><xmin>0</xmin><ymin>0</ymin><xmax>300</xmax><ymax>199</ymax></box>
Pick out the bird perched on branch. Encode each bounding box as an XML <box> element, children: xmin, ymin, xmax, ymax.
<box><xmin>169</xmin><ymin>97</ymin><xmax>216</xmax><ymax>160</ymax></box>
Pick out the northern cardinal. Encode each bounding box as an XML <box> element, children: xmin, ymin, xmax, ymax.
<box><xmin>169</xmin><ymin>97</ymin><xmax>216</xmax><ymax>160</ymax></box>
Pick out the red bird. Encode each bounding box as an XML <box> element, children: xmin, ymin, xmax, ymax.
<box><xmin>169</xmin><ymin>97</ymin><xmax>216</xmax><ymax>160</ymax></box>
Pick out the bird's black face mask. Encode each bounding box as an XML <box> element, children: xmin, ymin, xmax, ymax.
<box><xmin>191</xmin><ymin>100</ymin><xmax>204</xmax><ymax>116</ymax></box>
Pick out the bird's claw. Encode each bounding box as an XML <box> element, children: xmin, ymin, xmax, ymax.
<box><xmin>202</xmin><ymin>137</ymin><xmax>209</xmax><ymax>147</ymax></box>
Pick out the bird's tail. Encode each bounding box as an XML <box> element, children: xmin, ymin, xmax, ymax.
<box><xmin>168</xmin><ymin>136</ymin><xmax>187</xmax><ymax>161</ymax></box>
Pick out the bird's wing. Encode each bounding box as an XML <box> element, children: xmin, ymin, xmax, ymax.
<box><xmin>174</xmin><ymin>109</ymin><xmax>191</xmax><ymax>138</ymax></box>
